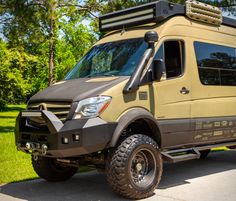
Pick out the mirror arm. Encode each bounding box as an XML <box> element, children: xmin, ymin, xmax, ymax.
<box><xmin>153</xmin><ymin>59</ymin><xmax>166</xmax><ymax>81</ymax></box>
<box><xmin>123</xmin><ymin>48</ymin><xmax>153</xmax><ymax>94</ymax></box>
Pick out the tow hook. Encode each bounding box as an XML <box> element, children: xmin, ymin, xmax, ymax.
<box><xmin>33</xmin><ymin>152</ymin><xmax>38</xmax><ymax>161</ymax></box>
<box><xmin>26</xmin><ymin>142</ymin><xmax>40</xmax><ymax>150</ymax></box>
<box><xmin>41</xmin><ymin>144</ymin><xmax>48</xmax><ymax>156</ymax></box>
<box><xmin>25</xmin><ymin>142</ymin><xmax>48</xmax><ymax>157</ymax></box>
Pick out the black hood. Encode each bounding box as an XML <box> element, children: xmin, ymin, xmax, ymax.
<box><xmin>29</xmin><ymin>77</ymin><xmax>128</xmax><ymax>103</ymax></box>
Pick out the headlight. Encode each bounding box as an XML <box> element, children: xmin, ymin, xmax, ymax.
<box><xmin>73</xmin><ymin>96</ymin><xmax>112</xmax><ymax>119</ymax></box>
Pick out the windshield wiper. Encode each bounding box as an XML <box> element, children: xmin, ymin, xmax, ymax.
<box><xmin>86</xmin><ymin>70</ymin><xmax>119</xmax><ymax>78</ymax></box>
<box><xmin>103</xmin><ymin>70</ymin><xmax>119</xmax><ymax>76</ymax></box>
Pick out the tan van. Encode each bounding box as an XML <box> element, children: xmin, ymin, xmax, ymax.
<box><xmin>15</xmin><ymin>0</ymin><xmax>236</xmax><ymax>199</ymax></box>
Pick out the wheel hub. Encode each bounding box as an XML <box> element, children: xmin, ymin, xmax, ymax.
<box><xmin>131</xmin><ymin>150</ymin><xmax>150</xmax><ymax>184</ymax></box>
<box><xmin>136</xmin><ymin>163</ymin><xmax>143</xmax><ymax>172</ymax></box>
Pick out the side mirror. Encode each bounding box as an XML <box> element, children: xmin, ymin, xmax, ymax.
<box><xmin>153</xmin><ymin>59</ymin><xmax>165</xmax><ymax>81</ymax></box>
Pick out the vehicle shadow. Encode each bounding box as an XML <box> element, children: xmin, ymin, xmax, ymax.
<box><xmin>1</xmin><ymin>150</ymin><xmax>236</xmax><ymax>201</ymax></box>
<box><xmin>160</xmin><ymin>150</ymin><xmax>236</xmax><ymax>189</ymax></box>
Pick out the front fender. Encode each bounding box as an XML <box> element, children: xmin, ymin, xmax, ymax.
<box><xmin>109</xmin><ymin>108</ymin><xmax>161</xmax><ymax>147</ymax></box>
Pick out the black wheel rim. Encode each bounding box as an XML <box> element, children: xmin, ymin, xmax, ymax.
<box><xmin>130</xmin><ymin>148</ymin><xmax>157</xmax><ymax>188</ymax></box>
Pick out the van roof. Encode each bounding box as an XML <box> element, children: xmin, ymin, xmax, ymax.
<box><xmin>99</xmin><ymin>0</ymin><xmax>236</xmax><ymax>32</ymax></box>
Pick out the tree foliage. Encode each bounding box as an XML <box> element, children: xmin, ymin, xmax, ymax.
<box><xmin>0</xmin><ymin>0</ymin><xmax>235</xmax><ymax>110</ymax></box>
<box><xmin>0</xmin><ymin>0</ymin><xmax>97</xmax><ymax>110</ymax></box>
<box><xmin>0</xmin><ymin>39</ymin><xmax>36</xmax><ymax>107</ymax></box>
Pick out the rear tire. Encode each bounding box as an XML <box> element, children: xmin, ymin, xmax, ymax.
<box><xmin>32</xmin><ymin>156</ymin><xmax>78</xmax><ymax>182</ymax></box>
<box><xmin>106</xmin><ymin>134</ymin><xmax>163</xmax><ymax>199</ymax></box>
<box><xmin>200</xmin><ymin>149</ymin><xmax>210</xmax><ymax>159</ymax></box>
<box><xmin>227</xmin><ymin>146</ymin><xmax>236</xmax><ymax>149</ymax></box>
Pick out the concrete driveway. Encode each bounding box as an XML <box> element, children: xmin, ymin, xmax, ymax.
<box><xmin>1</xmin><ymin>150</ymin><xmax>236</xmax><ymax>201</ymax></box>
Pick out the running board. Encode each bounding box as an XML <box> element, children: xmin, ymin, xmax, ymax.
<box><xmin>162</xmin><ymin>148</ymin><xmax>200</xmax><ymax>163</ymax></box>
<box><xmin>161</xmin><ymin>140</ymin><xmax>236</xmax><ymax>163</ymax></box>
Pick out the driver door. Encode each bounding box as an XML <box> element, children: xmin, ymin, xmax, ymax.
<box><xmin>153</xmin><ymin>39</ymin><xmax>192</xmax><ymax>148</ymax></box>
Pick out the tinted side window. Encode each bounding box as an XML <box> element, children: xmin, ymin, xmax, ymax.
<box><xmin>198</xmin><ymin>68</ymin><xmax>220</xmax><ymax>85</ymax></box>
<box><xmin>165</xmin><ymin>41</ymin><xmax>183</xmax><ymax>78</ymax></box>
<box><xmin>194</xmin><ymin>42</ymin><xmax>236</xmax><ymax>86</ymax></box>
<box><xmin>154</xmin><ymin>41</ymin><xmax>184</xmax><ymax>79</ymax></box>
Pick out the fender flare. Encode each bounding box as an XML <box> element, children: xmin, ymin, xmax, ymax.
<box><xmin>109</xmin><ymin>108</ymin><xmax>162</xmax><ymax>147</ymax></box>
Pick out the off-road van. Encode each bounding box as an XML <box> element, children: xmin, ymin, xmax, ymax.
<box><xmin>15</xmin><ymin>0</ymin><xmax>236</xmax><ymax>199</ymax></box>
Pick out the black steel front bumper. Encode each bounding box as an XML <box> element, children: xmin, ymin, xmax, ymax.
<box><xmin>15</xmin><ymin>110</ymin><xmax>117</xmax><ymax>158</ymax></box>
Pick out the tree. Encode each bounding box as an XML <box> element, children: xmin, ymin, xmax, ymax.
<box><xmin>0</xmin><ymin>39</ymin><xmax>37</xmax><ymax>108</ymax></box>
<box><xmin>0</xmin><ymin>0</ymin><xmax>98</xmax><ymax>86</ymax></box>
<box><xmin>56</xmin><ymin>17</ymin><xmax>96</xmax><ymax>80</ymax></box>
<box><xmin>101</xmin><ymin>0</ymin><xmax>149</xmax><ymax>12</ymax></box>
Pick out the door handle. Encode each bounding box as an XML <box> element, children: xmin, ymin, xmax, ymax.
<box><xmin>180</xmin><ymin>87</ymin><xmax>190</xmax><ymax>95</ymax></box>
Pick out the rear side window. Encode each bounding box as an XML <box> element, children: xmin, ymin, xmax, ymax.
<box><xmin>194</xmin><ymin>42</ymin><xmax>236</xmax><ymax>86</ymax></box>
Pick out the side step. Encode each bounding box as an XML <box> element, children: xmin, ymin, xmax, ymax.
<box><xmin>162</xmin><ymin>148</ymin><xmax>200</xmax><ymax>163</ymax></box>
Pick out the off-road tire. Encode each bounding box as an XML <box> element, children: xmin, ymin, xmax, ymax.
<box><xmin>106</xmin><ymin>134</ymin><xmax>163</xmax><ymax>199</ymax></box>
<box><xmin>32</xmin><ymin>156</ymin><xmax>78</xmax><ymax>182</ymax></box>
<box><xmin>200</xmin><ymin>149</ymin><xmax>210</xmax><ymax>159</ymax></box>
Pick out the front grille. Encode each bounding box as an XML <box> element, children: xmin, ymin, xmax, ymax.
<box><xmin>27</xmin><ymin>102</ymin><xmax>72</xmax><ymax>123</ymax></box>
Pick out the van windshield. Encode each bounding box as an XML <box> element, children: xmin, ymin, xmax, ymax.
<box><xmin>65</xmin><ymin>38</ymin><xmax>147</xmax><ymax>80</ymax></box>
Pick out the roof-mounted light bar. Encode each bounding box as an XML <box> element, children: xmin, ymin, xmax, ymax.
<box><xmin>186</xmin><ymin>0</ymin><xmax>222</xmax><ymax>26</ymax></box>
<box><xmin>101</xmin><ymin>8</ymin><xmax>154</xmax><ymax>27</ymax></box>
<box><xmin>99</xmin><ymin>3</ymin><xmax>156</xmax><ymax>32</ymax></box>
<box><xmin>98</xmin><ymin>0</ymin><xmax>235</xmax><ymax>32</ymax></box>
<box><xmin>101</xmin><ymin>9</ymin><xmax>155</xmax><ymax>30</ymax></box>
<box><xmin>99</xmin><ymin>1</ymin><xmax>184</xmax><ymax>32</ymax></box>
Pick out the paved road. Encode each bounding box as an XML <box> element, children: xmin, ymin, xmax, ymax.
<box><xmin>1</xmin><ymin>150</ymin><xmax>236</xmax><ymax>201</ymax></box>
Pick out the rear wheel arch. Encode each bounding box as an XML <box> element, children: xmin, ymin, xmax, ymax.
<box><xmin>109</xmin><ymin>108</ymin><xmax>162</xmax><ymax>147</ymax></box>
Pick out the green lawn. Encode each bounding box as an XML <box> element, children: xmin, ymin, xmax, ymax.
<box><xmin>0</xmin><ymin>105</ymin><xmax>39</xmax><ymax>184</ymax></box>
<box><xmin>0</xmin><ymin>105</ymin><xmax>94</xmax><ymax>184</ymax></box>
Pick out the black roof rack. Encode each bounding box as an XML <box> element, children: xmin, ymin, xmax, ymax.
<box><xmin>223</xmin><ymin>16</ymin><xmax>236</xmax><ymax>28</ymax></box>
<box><xmin>99</xmin><ymin>0</ymin><xmax>236</xmax><ymax>32</ymax></box>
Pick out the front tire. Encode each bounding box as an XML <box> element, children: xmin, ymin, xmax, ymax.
<box><xmin>106</xmin><ymin>134</ymin><xmax>163</xmax><ymax>199</ymax></box>
<box><xmin>32</xmin><ymin>156</ymin><xmax>78</xmax><ymax>182</ymax></box>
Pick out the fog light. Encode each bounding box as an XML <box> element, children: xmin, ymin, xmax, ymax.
<box><xmin>73</xmin><ymin>134</ymin><xmax>80</xmax><ymax>141</ymax></box>
<box><xmin>62</xmin><ymin>137</ymin><xmax>69</xmax><ymax>144</ymax></box>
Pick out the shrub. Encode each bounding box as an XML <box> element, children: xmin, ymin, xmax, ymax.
<box><xmin>0</xmin><ymin>99</ymin><xmax>7</xmax><ymax>111</ymax></box>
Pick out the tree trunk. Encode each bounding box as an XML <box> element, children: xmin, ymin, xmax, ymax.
<box><xmin>48</xmin><ymin>1</ymin><xmax>56</xmax><ymax>86</ymax></box>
